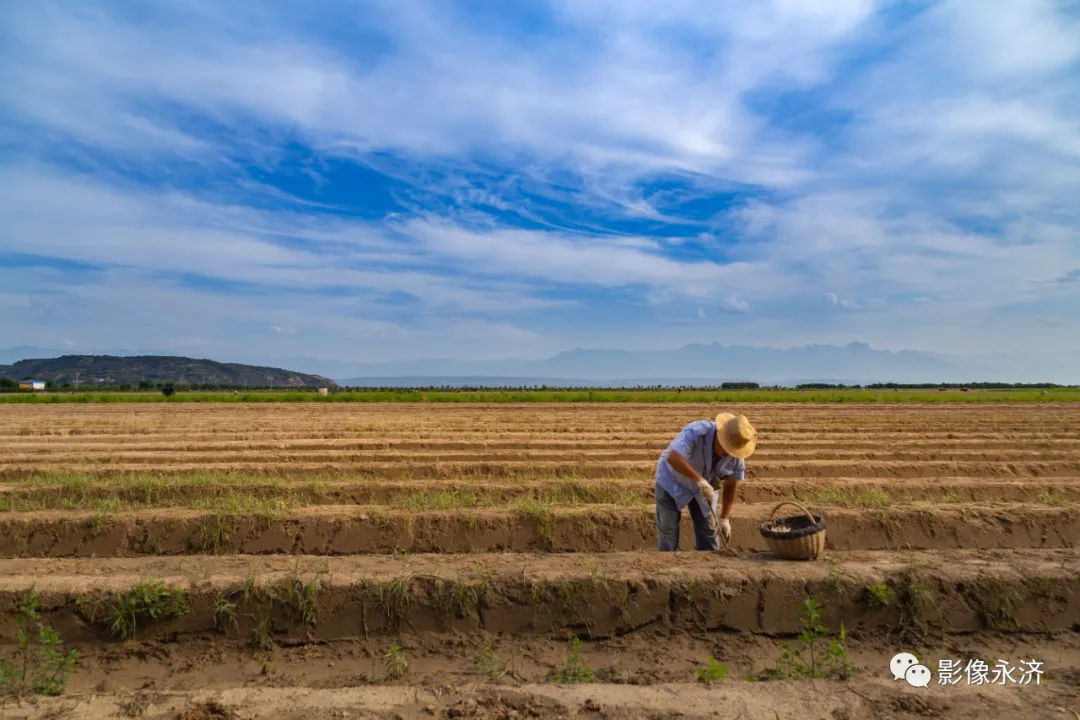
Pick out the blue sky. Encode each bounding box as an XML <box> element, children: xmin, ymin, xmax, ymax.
<box><xmin>1</xmin><ymin>0</ymin><xmax>1078</xmax><ymax>367</ymax></box>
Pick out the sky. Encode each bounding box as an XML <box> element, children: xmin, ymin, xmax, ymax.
<box><xmin>1</xmin><ymin>0</ymin><xmax>1078</xmax><ymax>368</ymax></box>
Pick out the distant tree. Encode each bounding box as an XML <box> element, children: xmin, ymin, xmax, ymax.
<box><xmin>162</xmin><ymin>384</ymin><xmax>175</xmax><ymax>397</ymax></box>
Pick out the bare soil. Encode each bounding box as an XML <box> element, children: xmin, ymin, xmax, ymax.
<box><xmin>2</xmin><ymin>402</ymin><xmax>1080</xmax><ymax>717</ymax></box>
<box><xmin>0</xmin><ymin>550</ymin><xmax>1077</xmax><ymax>643</ymax></box>
<box><xmin>0</xmin><ymin>502</ymin><xmax>1077</xmax><ymax>557</ymax></box>
<box><xmin>7</xmin><ymin>634</ymin><xmax>1080</xmax><ymax>719</ymax></box>
<box><xmin>3</xmin><ymin>476</ymin><xmax>1080</xmax><ymax>509</ymax></box>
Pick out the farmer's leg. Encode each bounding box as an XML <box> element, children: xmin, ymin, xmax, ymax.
<box><xmin>687</xmin><ymin>498</ymin><xmax>721</xmax><ymax>551</ymax></box>
<box><xmin>655</xmin><ymin>484</ymin><xmax>680</xmax><ymax>551</ymax></box>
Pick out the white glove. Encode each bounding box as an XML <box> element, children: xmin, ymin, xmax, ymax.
<box><xmin>717</xmin><ymin>517</ymin><xmax>732</xmax><ymax>543</ymax></box>
<box><xmin>696</xmin><ymin>478</ymin><xmax>715</xmax><ymax>504</ymax></box>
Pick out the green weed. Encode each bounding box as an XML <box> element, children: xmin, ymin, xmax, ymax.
<box><xmin>815</xmin><ymin>489</ymin><xmax>890</xmax><ymax>508</ymax></box>
<box><xmin>981</xmin><ymin>588</ymin><xmax>1022</xmax><ymax>630</ymax></box>
<box><xmin>283</xmin><ymin>575</ymin><xmax>320</xmax><ymax>627</ymax></box>
<box><xmin>475</xmin><ymin>643</ymin><xmax>509</xmax><ymax>679</ymax></box>
<box><xmin>826</xmin><ymin>557</ymin><xmax>846</xmax><ymax>593</ymax></box>
<box><xmin>552</xmin><ymin>637</ymin><xmax>593</xmax><ymax>684</ymax></box>
<box><xmin>815</xmin><ymin>489</ymin><xmax>849</xmax><ymax>506</ymax></box>
<box><xmin>108</xmin><ymin>579</ymin><xmax>189</xmax><ymax>640</ymax></box>
<box><xmin>863</xmin><ymin>583</ymin><xmax>895</xmax><ymax>609</ymax></box>
<box><xmin>7</xmin><ymin>388</ymin><xmax>1079</xmax><ymax>405</ymax></box>
<box><xmin>696</xmin><ymin>657</ymin><xmax>727</xmax><ymax>684</ymax></box>
<box><xmin>374</xmin><ymin>575</ymin><xmax>412</xmax><ymax>631</ymax></box>
<box><xmin>443</xmin><ymin>575</ymin><xmax>481</xmax><ymax>622</ymax></box>
<box><xmin>515</xmin><ymin>499</ymin><xmax>555</xmax><ymax>546</ymax></box>
<box><xmin>857</xmin><ymin>489</ymin><xmax>892</xmax><ymax>508</ymax></box>
<box><xmin>382</xmin><ymin>645</ymin><xmax>409</xmax><ymax>680</ymax></box>
<box><xmin>897</xmin><ymin>571</ymin><xmax>934</xmax><ymax>644</ymax></box>
<box><xmin>768</xmin><ymin>598</ymin><xmax>856</xmax><ymax>680</ymax></box>
<box><xmin>0</xmin><ymin>590</ymin><xmax>79</xmax><ymax>698</ymax></box>
<box><xmin>249</xmin><ymin>611</ymin><xmax>274</xmax><ymax>651</ymax></box>
<box><xmin>240</xmin><ymin>571</ymin><xmax>259</xmax><ymax>603</ymax></box>
<box><xmin>213</xmin><ymin>593</ymin><xmax>238</xmax><ymax>634</ymax></box>
<box><xmin>390</xmin><ymin>491</ymin><xmax>483</xmax><ymax>510</ymax></box>
<box><xmin>1036</xmin><ymin>491</ymin><xmax>1064</xmax><ymax>506</ymax></box>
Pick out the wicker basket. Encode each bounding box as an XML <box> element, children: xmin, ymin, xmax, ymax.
<box><xmin>759</xmin><ymin>501</ymin><xmax>826</xmax><ymax>560</ymax></box>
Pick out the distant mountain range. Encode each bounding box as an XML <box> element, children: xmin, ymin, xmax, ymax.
<box><xmin>1</xmin><ymin>342</ymin><xmax>1073</xmax><ymax>386</ymax></box>
<box><xmin>0</xmin><ymin>355</ymin><xmax>336</xmax><ymax>388</ymax></box>
<box><xmin>320</xmin><ymin>342</ymin><xmax>1071</xmax><ymax>385</ymax></box>
<box><xmin>334</xmin><ymin>342</ymin><xmax>961</xmax><ymax>385</ymax></box>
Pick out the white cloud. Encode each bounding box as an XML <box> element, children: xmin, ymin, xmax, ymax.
<box><xmin>269</xmin><ymin>326</ymin><xmax>297</xmax><ymax>335</ymax></box>
<box><xmin>697</xmin><ymin>306</ymin><xmax>706</xmax><ymax>319</ymax></box>
<box><xmin>824</xmin><ymin>292</ymin><xmax>860</xmax><ymax>310</ymax></box>
<box><xmin>0</xmin><ymin>0</ymin><xmax>872</xmax><ymax>187</ymax></box>
<box><xmin>397</xmin><ymin>217</ymin><xmax>764</xmax><ymax>299</ymax></box>
<box><xmin>0</xmin><ymin>165</ymin><xmax>569</xmax><ymax>316</ymax></box>
<box><xmin>721</xmin><ymin>297</ymin><xmax>750</xmax><ymax>313</ymax></box>
<box><xmin>732</xmin><ymin>191</ymin><xmax>1078</xmax><ymax>313</ymax></box>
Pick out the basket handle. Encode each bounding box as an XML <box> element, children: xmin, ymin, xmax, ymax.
<box><xmin>769</xmin><ymin>501</ymin><xmax>815</xmax><ymax>523</ymax></box>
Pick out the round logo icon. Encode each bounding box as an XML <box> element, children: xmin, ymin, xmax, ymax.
<box><xmin>890</xmin><ymin>652</ymin><xmax>919</xmax><ymax>681</ymax></box>
<box><xmin>904</xmin><ymin>664</ymin><xmax>932</xmax><ymax>688</ymax></box>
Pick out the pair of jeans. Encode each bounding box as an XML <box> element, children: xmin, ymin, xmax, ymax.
<box><xmin>655</xmin><ymin>483</ymin><xmax>719</xmax><ymax>551</ymax></box>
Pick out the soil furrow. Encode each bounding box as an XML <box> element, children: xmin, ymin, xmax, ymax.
<box><xmin>8</xmin><ymin>437</ymin><xmax>1080</xmax><ymax>451</ymax></box>
<box><xmin>7</xmin><ymin>449</ymin><xmax>1079</xmax><ymax>464</ymax></box>
<box><xmin>5</xmin><ymin>459</ymin><xmax>1080</xmax><ymax>479</ymax></box>
<box><xmin>1</xmin><ymin>476</ymin><xmax>1077</xmax><ymax>509</ymax></box>
<box><xmin>1</xmin><ymin>503</ymin><xmax>1076</xmax><ymax>557</ymax></box>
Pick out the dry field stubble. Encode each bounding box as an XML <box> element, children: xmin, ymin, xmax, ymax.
<box><xmin>1</xmin><ymin>402</ymin><xmax>1080</xmax><ymax>719</ymax></box>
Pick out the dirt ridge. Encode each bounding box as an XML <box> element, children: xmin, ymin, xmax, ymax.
<box><xmin>3</xmin><ymin>476</ymin><xmax>1079</xmax><ymax>509</ymax></box>
<box><xmin>1</xmin><ymin>549</ymin><xmax>1077</xmax><ymax>645</ymax></box>
<box><xmin>1</xmin><ymin>503</ymin><xmax>1077</xmax><ymax>557</ymax></box>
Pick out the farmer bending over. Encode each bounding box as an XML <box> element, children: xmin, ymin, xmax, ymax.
<box><xmin>655</xmin><ymin>413</ymin><xmax>757</xmax><ymax>551</ymax></box>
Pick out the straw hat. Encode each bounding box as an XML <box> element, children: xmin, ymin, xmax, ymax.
<box><xmin>715</xmin><ymin>413</ymin><xmax>757</xmax><ymax>459</ymax></box>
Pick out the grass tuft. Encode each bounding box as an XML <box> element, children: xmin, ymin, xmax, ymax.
<box><xmin>382</xmin><ymin>645</ymin><xmax>409</xmax><ymax>680</ymax></box>
<box><xmin>374</xmin><ymin>575</ymin><xmax>412</xmax><ymax>631</ymax></box>
<box><xmin>108</xmin><ymin>579</ymin><xmax>189</xmax><ymax>640</ymax></box>
<box><xmin>696</xmin><ymin>657</ymin><xmax>727</xmax><ymax>683</ymax></box>
<box><xmin>515</xmin><ymin>498</ymin><xmax>556</xmax><ymax>547</ymax></box>
<box><xmin>551</xmin><ymin>637</ymin><xmax>593</xmax><ymax>684</ymax></box>
<box><xmin>863</xmin><ymin>583</ymin><xmax>895</xmax><ymax>609</ymax></box>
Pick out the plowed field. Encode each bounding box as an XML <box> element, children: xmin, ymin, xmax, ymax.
<box><xmin>2</xmin><ymin>402</ymin><xmax>1079</xmax><ymax>719</ymax></box>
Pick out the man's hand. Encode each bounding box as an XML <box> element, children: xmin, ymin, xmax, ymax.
<box><xmin>717</xmin><ymin>517</ymin><xmax>732</xmax><ymax>543</ymax></box>
<box><xmin>695</xmin><ymin>478</ymin><xmax>714</xmax><ymax>504</ymax></box>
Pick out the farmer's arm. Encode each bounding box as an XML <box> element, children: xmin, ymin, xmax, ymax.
<box><xmin>664</xmin><ymin>423</ymin><xmax>706</xmax><ymax>491</ymax></box>
<box><xmin>666</xmin><ymin>449</ymin><xmax>705</xmax><ymax>487</ymax></box>
<box><xmin>718</xmin><ymin>476</ymin><xmax>740</xmax><ymax>520</ymax></box>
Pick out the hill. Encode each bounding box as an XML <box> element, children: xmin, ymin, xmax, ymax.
<box><xmin>0</xmin><ymin>355</ymin><xmax>336</xmax><ymax>389</ymax></box>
